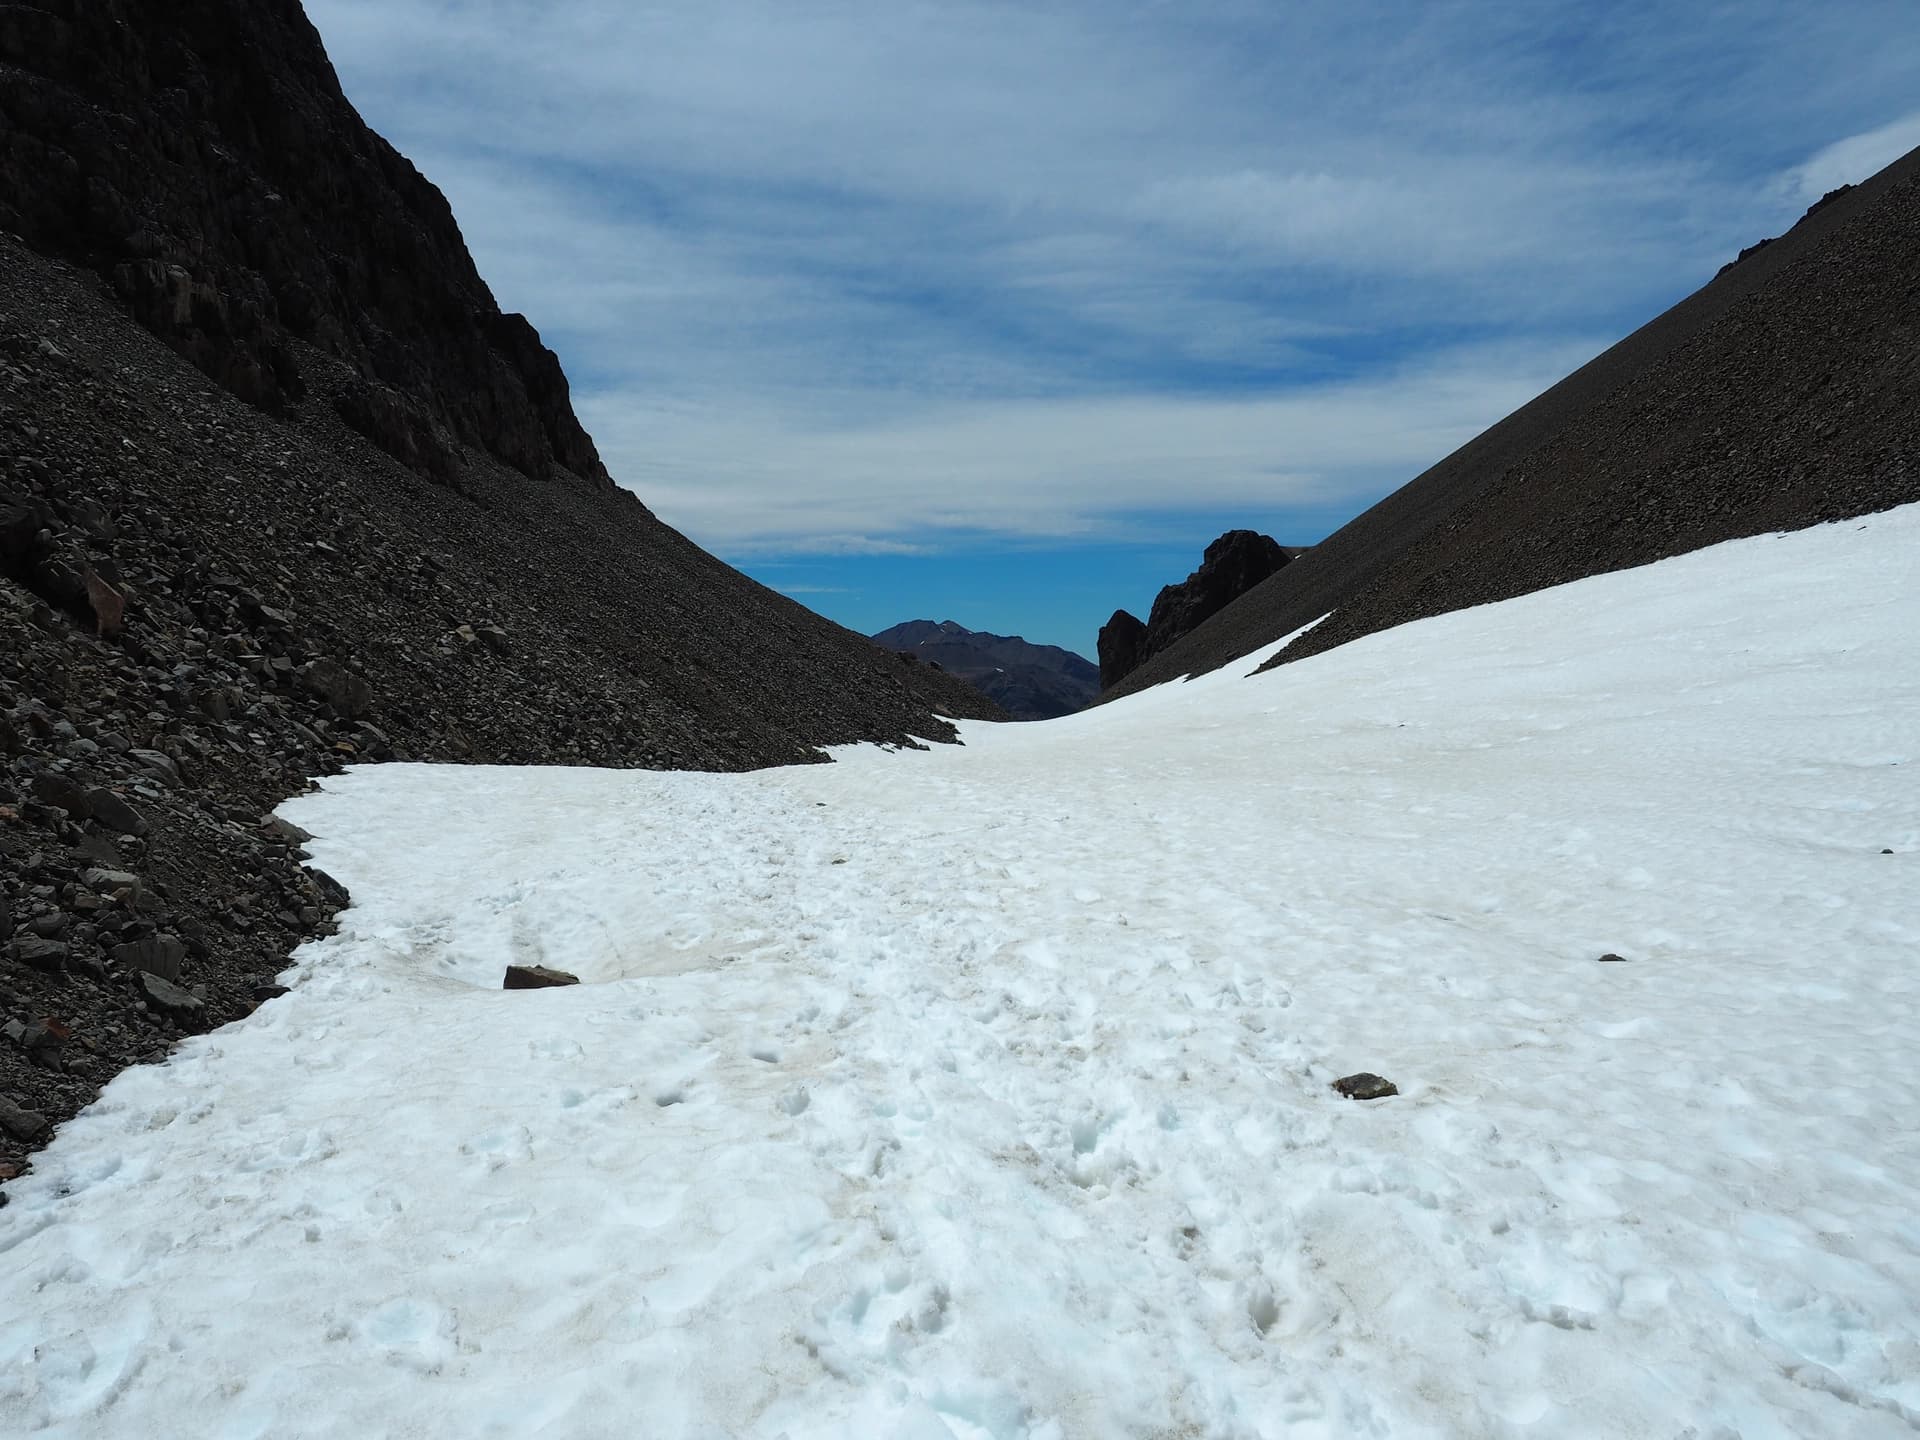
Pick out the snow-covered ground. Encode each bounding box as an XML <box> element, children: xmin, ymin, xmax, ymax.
<box><xmin>3</xmin><ymin>507</ymin><xmax>1918</xmax><ymax>1439</ymax></box>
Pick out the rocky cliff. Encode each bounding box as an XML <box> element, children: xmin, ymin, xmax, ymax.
<box><xmin>0</xmin><ymin>0</ymin><xmax>604</xmax><ymax>490</ymax></box>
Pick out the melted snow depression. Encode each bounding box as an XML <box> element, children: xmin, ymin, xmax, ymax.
<box><xmin>2</xmin><ymin>506</ymin><xmax>1917</xmax><ymax>1437</ymax></box>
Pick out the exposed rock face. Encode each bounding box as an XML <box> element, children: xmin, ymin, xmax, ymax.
<box><xmin>1100</xmin><ymin>532</ymin><xmax>1297</xmax><ymax>691</ymax></box>
<box><xmin>1142</xmin><ymin>531</ymin><xmax>1294</xmax><ymax>661</ymax></box>
<box><xmin>1103</xmin><ymin>144</ymin><xmax>1920</xmax><ymax>700</ymax></box>
<box><xmin>872</xmin><ymin>621</ymin><xmax>1098</xmax><ymax>721</ymax></box>
<box><xmin>0</xmin><ymin>0</ymin><xmax>605</xmax><ymax>491</ymax></box>
<box><xmin>1096</xmin><ymin>610</ymin><xmax>1148</xmax><ymax>693</ymax></box>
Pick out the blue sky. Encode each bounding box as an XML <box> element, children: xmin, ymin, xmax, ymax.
<box><xmin>303</xmin><ymin>1</ymin><xmax>1920</xmax><ymax>657</ymax></box>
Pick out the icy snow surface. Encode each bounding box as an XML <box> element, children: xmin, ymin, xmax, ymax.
<box><xmin>4</xmin><ymin>507</ymin><xmax>1919</xmax><ymax>1439</ymax></box>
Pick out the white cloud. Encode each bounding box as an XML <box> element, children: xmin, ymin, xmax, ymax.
<box><xmin>578</xmin><ymin>338</ymin><xmax>1598</xmax><ymax>551</ymax></box>
<box><xmin>1778</xmin><ymin>111</ymin><xmax>1920</xmax><ymax>206</ymax></box>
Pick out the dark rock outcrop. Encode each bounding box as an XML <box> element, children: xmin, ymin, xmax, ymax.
<box><xmin>873</xmin><ymin>621</ymin><xmax>1097</xmax><ymax>721</ymax></box>
<box><xmin>1096</xmin><ymin>610</ymin><xmax>1148</xmax><ymax>692</ymax></box>
<box><xmin>1100</xmin><ymin>532</ymin><xmax>1298</xmax><ymax>690</ymax></box>
<box><xmin>1102</xmin><ymin>144</ymin><xmax>1920</xmax><ymax>701</ymax></box>
<box><xmin>0</xmin><ymin>0</ymin><xmax>606</xmax><ymax>491</ymax></box>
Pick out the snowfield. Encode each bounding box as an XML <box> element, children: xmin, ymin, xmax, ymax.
<box><xmin>3</xmin><ymin>506</ymin><xmax>1918</xmax><ymax>1439</ymax></box>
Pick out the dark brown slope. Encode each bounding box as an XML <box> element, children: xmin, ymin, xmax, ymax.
<box><xmin>0</xmin><ymin>0</ymin><xmax>605</xmax><ymax>489</ymax></box>
<box><xmin>1105</xmin><ymin>145</ymin><xmax>1920</xmax><ymax>697</ymax></box>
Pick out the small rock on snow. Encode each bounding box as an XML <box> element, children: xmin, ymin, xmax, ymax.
<box><xmin>503</xmin><ymin>964</ymin><xmax>580</xmax><ymax>990</ymax></box>
<box><xmin>1332</xmin><ymin>1072</ymin><xmax>1399</xmax><ymax>1101</ymax></box>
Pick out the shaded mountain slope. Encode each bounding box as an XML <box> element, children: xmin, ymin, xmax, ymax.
<box><xmin>0</xmin><ymin>0</ymin><xmax>604</xmax><ymax>489</ymax></box>
<box><xmin>0</xmin><ymin>2</ymin><xmax>1002</xmax><ymax>1172</ymax></box>
<box><xmin>0</xmin><ymin>229</ymin><xmax>999</xmax><ymax>1174</ymax></box>
<box><xmin>1105</xmin><ymin>146</ymin><xmax>1920</xmax><ymax>697</ymax></box>
<box><xmin>874</xmin><ymin>620</ymin><xmax>1097</xmax><ymax>721</ymax></box>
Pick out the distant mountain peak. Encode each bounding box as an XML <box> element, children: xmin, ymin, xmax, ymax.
<box><xmin>872</xmin><ymin>620</ymin><xmax>1098</xmax><ymax>721</ymax></box>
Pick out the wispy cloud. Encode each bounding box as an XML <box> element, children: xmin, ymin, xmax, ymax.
<box><xmin>1776</xmin><ymin>111</ymin><xmax>1920</xmax><ymax>206</ymax></box>
<box><xmin>303</xmin><ymin>0</ymin><xmax>1920</xmax><ymax>558</ymax></box>
<box><xmin>579</xmin><ymin>338</ymin><xmax>1597</xmax><ymax>552</ymax></box>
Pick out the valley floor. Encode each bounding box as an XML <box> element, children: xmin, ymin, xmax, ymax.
<box><xmin>2</xmin><ymin>508</ymin><xmax>1917</xmax><ymax>1438</ymax></box>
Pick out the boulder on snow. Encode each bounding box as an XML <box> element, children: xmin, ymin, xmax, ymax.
<box><xmin>1332</xmin><ymin>1072</ymin><xmax>1398</xmax><ymax>1101</ymax></box>
<box><xmin>503</xmin><ymin>964</ymin><xmax>580</xmax><ymax>990</ymax></box>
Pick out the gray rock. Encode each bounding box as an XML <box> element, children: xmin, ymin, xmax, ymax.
<box><xmin>126</xmin><ymin>749</ymin><xmax>181</xmax><ymax>786</ymax></box>
<box><xmin>1597</xmin><ymin>952</ymin><xmax>1629</xmax><ymax>963</ymax></box>
<box><xmin>85</xmin><ymin>787</ymin><xmax>148</xmax><ymax>835</ymax></box>
<box><xmin>113</xmin><ymin>933</ymin><xmax>185</xmax><ymax>981</ymax></box>
<box><xmin>82</xmin><ymin>868</ymin><xmax>141</xmax><ymax>896</ymax></box>
<box><xmin>503</xmin><ymin>964</ymin><xmax>580</xmax><ymax>990</ymax></box>
<box><xmin>30</xmin><ymin>772</ymin><xmax>92</xmax><ymax>818</ymax></box>
<box><xmin>9</xmin><ymin>936</ymin><xmax>69</xmax><ymax>973</ymax></box>
<box><xmin>19</xmin><ymin>1019</ymin><xmax>62</xmax><ymax>1060</ymax></box>
<box><xmin>73</xmin><ymin>834</ymin><xmax>125</xmax><ymax>869</ymax></box>
<box><xmin>1332</xmin><ymin>1072</ymin><xmax>1399</xmax><ymax>1101</ymax></box>
<box><xmin>136</xmin><ymin>970</ymin><xmax>204</xmax><ymax>1020</ymax></box>
<box><xmin>0</xmin><ymin>1095</ymin><xmax>48</xmax><ymax>1141</ymax></box>
<box><xmin>295</xmin><ymin>658</ymin><xmax>373</xmax><ymax>718</ymax></box>
<box><xmin>261</xmin><ymin>815</ymin><xmax>314</xmax><ymax>846</ymax></box>
<box><xmin>70</xmin><ymin>953</ymin><xmax>110</xmax><ymax>983</ymax></box>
